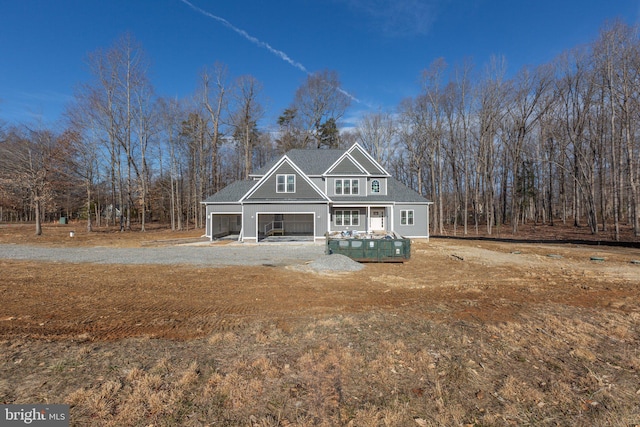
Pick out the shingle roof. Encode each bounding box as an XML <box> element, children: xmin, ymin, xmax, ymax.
<box><xmin>202</xmin><ymin>180</ymin><xmax>255</xmax><ymax>203</ymax></box>
<box><xmin>252</xmin><ymin>149</ymin><xmax>345</xmax><ymax>176</ymax></box>
<box><xmin>204</xmin><ymin>146</ymin><xmax>431</xmax><ymax>204</ymax></box>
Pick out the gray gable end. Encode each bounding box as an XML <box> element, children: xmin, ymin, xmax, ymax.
<box><xmin>327</xmin><ymin>155</ymin><xmax>366</xmax><ymax>175</ymax></box>
<box><xmin>245</xmin><ymin>160</ymin><xmax>327</xmax><ymax>201</ymax></box>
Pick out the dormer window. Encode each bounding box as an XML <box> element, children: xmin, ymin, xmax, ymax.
<box><xmin>371</xmin><ymin>180</ymin><xmax>380</xmax><ymax>193</ymax></box>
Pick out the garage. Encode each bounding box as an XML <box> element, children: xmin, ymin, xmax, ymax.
<box><xmin>257</xmin><ymin>213</ymin><xmax>315</xmax><ymax>240</ymax></box>
<box><xmin>210</xmin><ymin>214</ymin><xmax>242</xmax><ymax>238</ymax></box>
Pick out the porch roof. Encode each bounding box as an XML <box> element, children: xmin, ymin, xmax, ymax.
<box><xmin>202</xmin><ymin>180</ymin><xmax>255</xmax><ymax>203</ymax></box>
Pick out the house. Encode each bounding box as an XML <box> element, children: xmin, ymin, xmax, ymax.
<box><xmin>202</xmin><ymin>143</ymin><xmax>432</xmax><ymax>242</ymax></box>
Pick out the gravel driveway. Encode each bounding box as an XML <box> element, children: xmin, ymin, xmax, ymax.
<box><xmin>0</xmin><ymin>242</ymin><xmax>326</xmax><ymax>267</ymax></box>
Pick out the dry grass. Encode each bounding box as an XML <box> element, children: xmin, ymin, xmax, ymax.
<box><xmin>3</xmin><ymin>308</ymin><xmax>637</xmax><ymax>426</ymax></box>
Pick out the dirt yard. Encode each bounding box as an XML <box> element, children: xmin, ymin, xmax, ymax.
<box><xmin>1</xmin><ymin>223</ymin><xmax>639</xmax><ymax>426</ymax></box>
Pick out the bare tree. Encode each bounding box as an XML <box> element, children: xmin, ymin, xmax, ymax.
<box><xmin>200</xmin><ymin>63</ymin><xmax>228</xmax><ymax>194</ymax></box>
<box><xmin>65</xmin><ymin>103</ymin><xmax>101</xmax><ymax>232</ymax></box>
<box><xmin>157</xmin><ymin>97</ymin><xmax>187</xmax><ymax>230</ymax></box>
<box><xmin>0</xmin><ymin>127</ymin><xmax>62</xmax><ymax>235</ymax></box>
<box><xmin>594</xmin><ymin>21</ymin><xmax>640</xmax><ymax>238</ymax></box>
<box><xmin>231</xmin><ymin>75</ymin><xmax>264</xmax><ymax>179</ymax></box>
<box><xmin>285</xmin><ymin>69</ymin><xmax>352</xmax><ymax>149</ymax></box>
<box><xmin>473</xmin><ymin>55</ymin><xmax>507</xmax><ymax>234</ymax></box>
<box><xmin>502</xmin><ymin>64</ymin><xmax>554</xmax><ymax>232</ymax></box>
<box><xmin>79</xmin><ymin>33</ymin><xmax>154</xmax><ymax>231</ymax></box>
<box><xmin>440</xmin><ymin>60</ymin><xmax>476</xmax><ymax>235</ymax></box>
<box><xmin>355</xmin><ymin>111</ymin><xmax>396</xmax><ymax>170</ymax></box>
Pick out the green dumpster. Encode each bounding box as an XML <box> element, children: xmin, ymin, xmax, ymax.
<box><xmin>326</xmin><ymin>238</ymin><xmax>411</xmax><ymax>262</ymax></box>
<box><xmin>59</xmin><ymin>217</ymin><xmax>68</xmax><ymax>224</ymax></box>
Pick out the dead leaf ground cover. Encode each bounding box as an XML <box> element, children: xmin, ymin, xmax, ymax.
<box><xmin>0</xmin><ymin>223</ymin><xmax>639</xmax><ymax>426</ymax></box>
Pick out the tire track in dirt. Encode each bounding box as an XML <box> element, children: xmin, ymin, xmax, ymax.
<box><xmin>2</xmin><ymin>238</ymin><xmax>639</xmax><ymax>341</ymax></box>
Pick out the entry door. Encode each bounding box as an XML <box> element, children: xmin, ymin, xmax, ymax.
<box><xmin>370</xmin><ymin>209</ymin><xmax>385</xmax><ymax>231</ymax></box>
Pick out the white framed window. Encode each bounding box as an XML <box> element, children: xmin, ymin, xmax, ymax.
<box><xmin>335</xmin><ymin>210</ymin><xmax>360</xmax><ymax>226</ymax></box>
<box><xmin>335</xmin><ymin>179</ymin><xmax>359</xmax><ymax>195</ymax></box>
<box><xmin>400</xmin><ymin>210</ymin><xmax>414</xmax><ymax>226</ymax></box>
<box><xmin>276</xmin><ymin>174</ymin><xmax>295</xmax><ymax>193</ymax></box>
<box><xmin>371</xmin><ymin>179</ymin><xmax>380</xmax><ymax>193</ymax></box>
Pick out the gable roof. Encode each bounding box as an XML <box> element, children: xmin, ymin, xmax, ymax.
<box><xmin>242</xmin><ymin>155</ymin><xmax>329</xmax><ymax>202</ymax></box>
<box><xmin>252</xmin><ymin>149</ymin><xmax>344</xmax><ymax>177</ymax></box>
<box><xmin>251</xmin><ymin>144</ymin><xmax>390</xmax><ymax>177</ymax></box>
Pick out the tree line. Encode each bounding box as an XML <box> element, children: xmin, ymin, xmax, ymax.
<box><xmin>1</xmin><ymin>22</ymin><xmax>639</xmax><ymax>239</ymax></box>
<box><xmin>352</xmin><ymin>20</ymin><xmax>640</xmax><ymax>240</ymax></box>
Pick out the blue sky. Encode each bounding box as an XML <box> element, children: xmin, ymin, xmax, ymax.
<box><xmin>1</xmin><ymin>0</ymin><xmax>638</xmax><ymax>129</ymax></box>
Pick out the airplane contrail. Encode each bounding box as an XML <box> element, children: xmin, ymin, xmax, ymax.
<box><xmin>179</xmin><ymin>0</ymin><xmax>309</xmax><ymax>74</ymax></box>
<box><xmin>179</xmin><ymin>0</ymin><xmax>361</xmax><ymax>104</ymax></box>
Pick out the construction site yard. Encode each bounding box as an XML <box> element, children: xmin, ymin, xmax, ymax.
<box><xmin>0</xmin><ymin>223</ymin><xmax>639</xmax><ymax>426</ymax></box>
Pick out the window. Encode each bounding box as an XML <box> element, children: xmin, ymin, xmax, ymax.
<box><xmin>335</xmin><ymin>179</ymin><xmax>359</xmax><ymax>195</ymax></box>
<box><xmin>335</xmin><ymin>210</ymin><xmax>360</xmax><ymax>226</ymax></box>
<box><xmin>276</xmin><ymin>174</ymin><xmax>295</xmax><ymax>193</ymax></box>
<box><xmin>371</xmin><ymin>180</ymin><xmax>380</xmax><ymax>193</ymax></box>
<box><xmin>400</xmin><ymin>210</ymin><xmax>414</xmax><ymax>226</ymax></box>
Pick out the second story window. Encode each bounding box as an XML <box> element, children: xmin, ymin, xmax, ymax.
<box><xmin>276</xmin><ymin>174</ymin><xmax>295</xmax><ymax>193</ymax></box>
<box><xmin>335</xmin><ymin>179</ymin><xmax>359</xmax><ymax>195</ymax></box>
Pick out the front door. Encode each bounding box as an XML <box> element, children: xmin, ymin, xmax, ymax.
<box><xmin>370</xmin><ymin>209</ymin><xmax>385</xmax><ymax>231</ymax></box>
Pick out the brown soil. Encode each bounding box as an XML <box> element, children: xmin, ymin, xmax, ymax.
<box><xmin>1</xmin><ymin>222</ymin><xmax>639</xmax><ymax>426</ymax></box>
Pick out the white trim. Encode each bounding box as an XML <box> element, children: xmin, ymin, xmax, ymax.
<box><xmin>242</xmin><ymin>200</ymin><xmax>329</xmax><ymax>204</ymax></box>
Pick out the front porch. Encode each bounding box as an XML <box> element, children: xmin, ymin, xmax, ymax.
<box><xmin>329</xmin><ymin>206</ymin><xmax>391</xmax><ymax>234</ymax></box>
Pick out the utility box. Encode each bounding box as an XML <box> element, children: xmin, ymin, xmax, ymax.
<box><xmin>326</xmin><ymin>237</ymin><xmax>411</xmax><ymax>262</ymax></box>
<box><xmin>59</xmin><ymin>217</ymin><xmax>68</xmax><ymax>224</ymax></box>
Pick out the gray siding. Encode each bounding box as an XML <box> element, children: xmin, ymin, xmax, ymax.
<box><xmin>350</xmin><ymin>149</ymin><xmax>386</xmax><ymax>175</ymax></box>
<box><xmin>207</xmin><ymin>203</ymin><xmax>242</xmax><ymax>215</ymax></box>
<box><xmin>392</xmin><ymin>204</ymin><xmax>429</xmax><ymax>238</ymax></box>
<box><xmin>242</xmin><ymin>203</ymin><xmax>329</xmax><ymax>241</ymax></box>
<box><xmin>247</xmin><ymin>163</ymin><xmax>323</xmax><ymax>200</ymax></box>
<box><xmin>309</xmin><ymin>177</ymin><xmax>325</xmax><ymax>191</ymax></box>
<box><xmin>328</xmin><ymin>156</ymin><xmax>364</xmax><ymax>175</ymax></box>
